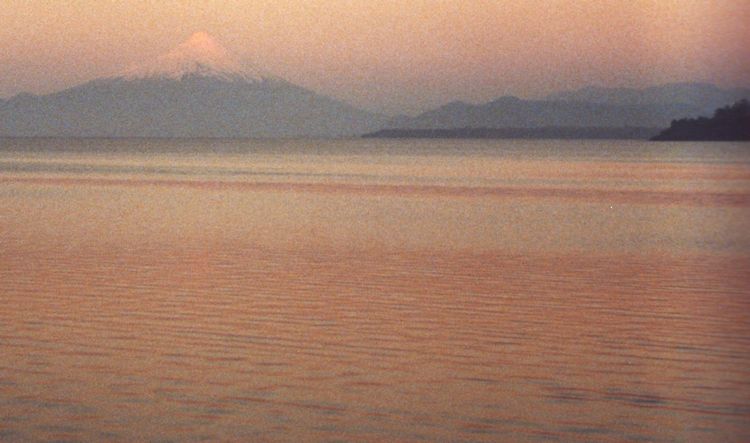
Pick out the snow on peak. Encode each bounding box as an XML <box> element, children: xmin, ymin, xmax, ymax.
<box><xmin>121</xmin><ymin>32</ymin><xmax>268</xmax><ymax>82</ymax></box>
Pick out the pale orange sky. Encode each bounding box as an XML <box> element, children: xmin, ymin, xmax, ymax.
<box><xmin>0</xmin><ymin>0</ymin><xmax>748</xmax><ymax>114</ymax></box>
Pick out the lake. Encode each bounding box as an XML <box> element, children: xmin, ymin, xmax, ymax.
<box><xmin>1</xmin><ymin>138</ymin><xmax>749</xmax><ymax>442</ymax></box>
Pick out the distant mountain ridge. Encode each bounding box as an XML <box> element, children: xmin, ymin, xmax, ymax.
<box><xmin>383</xmin><ymin>84</ymin><xmax>750</xmax><ymax>133</ymax></box>
<box><xmin>0</xmin><ymin>32</ymin><xmax>386</xmax><ymax>138</ymax></box>
<box><xmin>364</xmin><ymin>126</ymin><xmax>661</xmax><ymax>140</ymax></box>
<box><xmin>385</xmin><ymin>96</ymin><xmax>701</xmax><ymax>130</ymax></box>
<box><xmin>546</xmin><ymin>83</ymin><xmax>750</xmax><ymax>113</ymax></box>
<box><xmin>1</xmin><ymin>77</ymin><xmax>386</xmax><ymax>138</ymax></box>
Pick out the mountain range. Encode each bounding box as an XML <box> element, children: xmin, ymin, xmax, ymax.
<box><xmin>1</xmin><ymin>32</ymin><xmax>748</xmax><ymax>138</ymax></box>
<box><xmin>382</xmin><ymin>84</ymin><xmax>750</xmax><ymax>132</ymax></box>
<box><xmin>546</xmin><ymin>83</ymin><xmax>750</xmax><ymax>112</ymax></box>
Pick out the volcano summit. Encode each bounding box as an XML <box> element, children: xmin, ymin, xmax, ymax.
<box><xmin>121</xmin><ymin>32</ymin><xmax>269</xmax><ymax>82</ymax></box>
<box><xmin>0</xmin><ymin>32</ymin><xmax>386</xmax><ymax>138</ymax></box>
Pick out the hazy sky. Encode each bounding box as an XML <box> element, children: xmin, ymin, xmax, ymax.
<box><xmin>1</xmin><ymin>0</ymin><xmax>748</xmax><ymax>114</ymax></box>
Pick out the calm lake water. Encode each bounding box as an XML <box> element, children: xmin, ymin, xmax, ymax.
<box><xmin>1</xmin><ymin>138</ymin><xmax>749</xmax><ymax>442</ymax></box>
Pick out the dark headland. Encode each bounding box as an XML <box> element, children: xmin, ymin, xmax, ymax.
<box><xmin>651</xmin><ymin>100</ymin><xmax>750</xmax><ymax>141</ymax></box>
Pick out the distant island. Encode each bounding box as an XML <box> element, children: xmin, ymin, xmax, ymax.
<box><xmin>652</xmin><ymin>100</ymin><xmax>750</xmax><ymax>141</ymax></box>
<box><xmin>363</xmin><ymin>126</ymin><xmax>662</xmax><ymax>140</ymax></box>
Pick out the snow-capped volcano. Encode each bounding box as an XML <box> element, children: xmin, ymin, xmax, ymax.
<box><xmin>121</xmin><ymin>32</ymin><xmax>268</xmax><ymax>82</ymax></box>
<box><xmin>0</xmin><ymin>32</ymin><xmax>387</xmax><ymax>137</ymax></box>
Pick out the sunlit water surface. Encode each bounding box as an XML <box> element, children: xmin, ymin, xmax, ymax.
<box><xmin>1</xmin><ymin>138</ymin><xmax>749</xmax><ymax>442</ymax></box>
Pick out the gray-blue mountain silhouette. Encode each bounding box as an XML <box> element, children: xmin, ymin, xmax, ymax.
<box><xmin>386</xmin><ymin>84</ymin><xmax>749</xmax><ymax>130</ymax></box>
<box><xmin>2</xmin><ymin>33</ymin><xmax>747</xmax><ymax>138</ymax></box>
<box><xmin>546</xmin><ymin>82</ymin><xmax>750</xmax><ymax>114</ymax></box>
<box><xmin>0</xmin><ymin>33</ymin><xmax>385</xmax><ymax>137</ymax></box>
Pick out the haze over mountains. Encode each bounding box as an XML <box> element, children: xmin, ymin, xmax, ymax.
<box><xmin>0</xmin><ymin>33</ymin><xmax>748</xmax><ymax>138</ymax></box>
